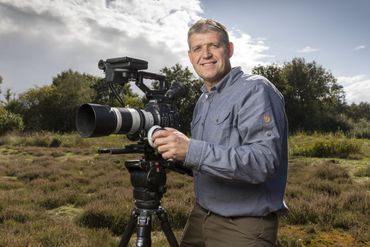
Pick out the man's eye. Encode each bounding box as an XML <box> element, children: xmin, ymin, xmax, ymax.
<box><xmin>192</xmin><ymin>47</ymin><xmax>201</xmax><ymax>52</ymax></box>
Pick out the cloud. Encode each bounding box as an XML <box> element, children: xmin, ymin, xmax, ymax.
<box><xmin>229</xmin><ymin>31</ymin><xmax>271</xmax><ymax>72</ymax></box>
<box><xmin>0</xmin><ymin>0</ymin><xmax>271</xmax><ymax>95</ymax></box>
<box><xmin>297</xmin><ymin>46</ymin><xmax>319</xmax><ymax>53</ymax></box>
<box><xmin>353</xmin><ymin>45</ymin><xmax>366</xmax><ymax>51</ymax></box>
<box><xmin>337</xmin><ymin>74</ymin><xmax>370</xmax><ymax>104</ymax></box>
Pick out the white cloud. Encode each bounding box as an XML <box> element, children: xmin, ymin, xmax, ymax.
<box><xmin>230</xmin><ymin>31</ymin><xmax>271</xmax><ymax>72</ymax></box>
<box><xmin>337</xmin><ymin>75</ymin><xmax>370</xmax><ymax>104</ymax></box>
<box><xmin>0</xmin><ymin>0</ymin><xmax>271</xmax><ymax>95</ymax></box>
<box><xmin>353</xmin><ymin>45</ymin><xmax>366</xmax><ymax>51</ymax></box>
<box><xmin>297</xmin><ymin>46</ymin><xmax>319</xmax><ymax>53</ymax></box>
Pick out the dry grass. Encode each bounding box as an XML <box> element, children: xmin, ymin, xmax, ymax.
<box><xmin>0</xmin><ymin>132</ymin><xmax>369</xmax><ymax>247</ymax></box>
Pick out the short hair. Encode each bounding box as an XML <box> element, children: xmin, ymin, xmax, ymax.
<box><xmin>187</xmin><ymin>19</ymin><xmax>229</xmax><ymax>48</ymax></box>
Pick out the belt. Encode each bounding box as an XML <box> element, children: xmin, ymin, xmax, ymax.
<box><xmin>197</xmin><ymin>204</ymin><xmax>276</xmax><ymax>219</ymax></box>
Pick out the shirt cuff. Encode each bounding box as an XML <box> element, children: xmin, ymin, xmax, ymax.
<box><xmin>184</xmin><ymin>139</ymin><xmax>205</xmax><ymax>170</ymax></box>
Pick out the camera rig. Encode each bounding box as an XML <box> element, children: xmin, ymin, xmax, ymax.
<box><xmin>76</xmin><ymin>57</ymin><xmax>192</xmax><ymax>247</ymax></box>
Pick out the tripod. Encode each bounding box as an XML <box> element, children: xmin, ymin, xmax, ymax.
<box><xmin>118</xmin><ymin>159</ymin><xmax>179</xmax><ymax>247</ymax></box>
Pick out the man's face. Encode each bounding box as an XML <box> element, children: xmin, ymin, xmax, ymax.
<box><xmin>188</xmin><ymin>31</ymin><xmax>233</xmax><ymax>88</ymax></box>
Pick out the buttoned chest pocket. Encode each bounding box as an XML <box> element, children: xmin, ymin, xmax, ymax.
<box><xmin>209</xmin><ymin>110</ymin><xmax>234</xmax><ymax>143</ymax></box>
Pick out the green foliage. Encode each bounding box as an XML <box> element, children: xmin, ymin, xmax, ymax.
<box><xmin>293</xmin><ymin>138</ymin><xmax>361</xmax><ymax>158</ymax></box>
<box><xmin>345</xmin><ymin>102</ymin><xmax>370</xmax><ymax>122</ymax></box>
<box><xmin>51</xmin><ymin>70</ymin><xmax>99</xmax><ymax>131</ymax></box>
<box><xmin>12</xmin><ymin>70</ymin><xmax>99</xmax><ymax>132</ymax></box>
<box><xmin>92</xmin><ymin>79</ymin><xmax>143</xmax><ymax>108</ymax></box>
<box><xmin>349</xmin><ymin>118</ymin><xmax>370</xmax><ymax>139</ymax></box>
<box><xmin>0</xmin><ymin>107</ymin><xmax>24</xmax><ymax>135</ymax></box>
<box><xmin>354</xmin><ymin>164</ymin><xmax>370</xmax><ymax>177</ymax></box>
<box><xmin>253</xmin><ymin>58</ymin><xmax>347</xmax><ymax>133</ymax></box>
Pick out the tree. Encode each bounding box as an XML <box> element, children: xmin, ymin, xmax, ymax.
<box><xmin>15</xmin><ymin>85</ymin><xmax>58</xmax><ymax>131</ymax></box>
<box><xmin>91</xmin><ymin>79</ymin><xmax>143</xmax><ymax>108</ymax></box>
<box><xmin>51</xmin><ymin>70</ymin><xmax>99</xmax><ymax>131</ymax></box>
<box><xmin>14</xmin><ymin>70</ymin><xmax>99</xmax><ymax>132</ymax></box>
<box><xmin>252</xmin><ymin>64</ymin><xmax>290</xmax><ymax>97</ymax></box>
<box><xmin>253</xmin><ymin>58</ymin><xmax>347</xmax><ymax>132</ymax></box>
<box><xmin>345</xmin><ymin>102</ymin><xmax>370</xmax><ymax>122</ymax></box>
<box><xmin>160</xmin><ymin>64</ymin><xmax>202</xmax><ymax>134</ymax></box>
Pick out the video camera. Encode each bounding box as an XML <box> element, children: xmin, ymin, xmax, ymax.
<box><xmin>76</xmin><ymin>55</ymin><xmax>193</xmax><ymax>195</ymax></box>
<box><xmin>76</xmin><ymin>56</ymin><xmax>186</xmax><ymax>141</ymax></box>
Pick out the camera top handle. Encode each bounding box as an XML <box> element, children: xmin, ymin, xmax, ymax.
<box><xmin>98</xmin><ymin>56</ymin><xmax>168</xmax><ymax>101</ymax></box>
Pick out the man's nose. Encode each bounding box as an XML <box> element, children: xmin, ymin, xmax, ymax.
<box><xmin>201</xmin><ymin>47</ymin><xmax>212</xmax><ymax>58</ymax></box>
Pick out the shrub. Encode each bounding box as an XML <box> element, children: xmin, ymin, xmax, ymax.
<box><xmin>354</xmin><ymin>165</ymin><xmax>370</xmax><ymax>177</ymax></box>
<box><xmin>77</xmin><ymin>201</ymin><xmax>131</xmax><ymax>235</ymax></box>
<box><xmin>293</xmin><ymin>138</ymin><xmax>361</xmax><ymax>158</ymax></box>
<box><xmin>0</xmin><ymin>107</ymin><xmax>24</xmax><ymax>135</ymax></box>
<box><xmin>349</xmin><ymin>118</ymin><xmax>370</xmax><ymax>139</ymax></box>
<box><xmin>39</xmin><ymin>190</ymin><xmax>88</xmax><ymax>209</ymax></box>
<box><xmin>310</xmin><ymin>162</ymin><xmax>351</xmax><ymax>181</ymax></box>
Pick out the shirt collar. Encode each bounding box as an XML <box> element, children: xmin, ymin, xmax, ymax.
<box><xmin>200</xmin><ymin>67</ymin><xmax>243</xmax><ymax>94</ymax></box>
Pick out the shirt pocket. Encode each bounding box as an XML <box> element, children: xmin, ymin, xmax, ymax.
<box><xmin>210</xmin><ymin>111</ymin><xmax>233</xmax><ymax>143</ymax></box>
<box><xmin>213</xmin><ymin>111</ymin><xmax>231</xmax><ymax>125</ymax></box>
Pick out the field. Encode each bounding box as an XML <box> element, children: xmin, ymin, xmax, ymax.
<box><xmin>0</xmin><ymin>132</ymin><xmax>369</xmax><ymax>247</ymax></box>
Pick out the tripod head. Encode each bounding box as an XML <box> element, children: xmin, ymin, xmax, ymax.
<box><xmin>99</xmin><ymin>138</ymin><xmax>192</xmax><ymax>210</ymax></box>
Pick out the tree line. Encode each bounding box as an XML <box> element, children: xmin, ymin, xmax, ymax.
<box><xmin>0</xmin><ymin>58</ymin><xmax>369</xmax><ymax>138</ymax></box>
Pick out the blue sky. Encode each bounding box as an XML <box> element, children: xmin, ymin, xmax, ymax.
<box><xmin>0</xmin><ymin>0</ymin><xmax>369</xmax><ymax>103</ymax></box>
<box><xmin>202</xmin><ymin>0</ymin><xmax>370</xmax><ymax>76</ymax></box>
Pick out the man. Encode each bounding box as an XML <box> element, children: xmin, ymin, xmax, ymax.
<box><xmin>152</xmin><ymin>19</ymin><xmax>288</xmax><ymax>247</ymax></box>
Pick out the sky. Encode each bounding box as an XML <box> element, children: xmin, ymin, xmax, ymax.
<box><xmin>0</xmin><ymin>0</ymin><xmax>369</xmax><ymax>104</ymax></box>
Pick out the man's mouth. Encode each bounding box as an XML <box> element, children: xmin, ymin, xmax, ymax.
<box><xmin>200</xmin><ymin>61</ymin><xmax>217</xmax><ymax>66</ymax></box>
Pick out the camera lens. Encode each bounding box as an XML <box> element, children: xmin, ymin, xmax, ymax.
<box><xmin>76</xmin><ymin>103</ymin><xmax>156</xmax><ymax>138</ymax></box>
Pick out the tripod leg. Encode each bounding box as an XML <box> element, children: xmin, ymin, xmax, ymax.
<box><xmin>136</xmin><ymin>210</ymin><xmax>152</xmax><ymax>247</ymax></box>
<box><xmin>119</xmin><ymin>208</ymin><xmax>138</xmax><ymax>247</ymax></box>
<box><xmin>157</xmin><ymin>207</ymin><xmax>179</xmax><ymax>247</ymax></box>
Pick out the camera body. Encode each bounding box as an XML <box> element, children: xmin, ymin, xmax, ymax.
<box><xmin>76</xmin><ymin>57</ymin><xmax>186</xmax><ymax>141</ymax></box>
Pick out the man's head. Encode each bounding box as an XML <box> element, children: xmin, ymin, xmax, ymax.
<box><xmin>187</xmin><ymin>19</ymin><xmax>233</xmax><ymax>89</ymax></box>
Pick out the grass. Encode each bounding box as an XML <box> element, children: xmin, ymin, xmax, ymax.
<box><xmin>0</xmin><ymin>132</ymin><xmax>369</xmax><ymax>246</ymax></box>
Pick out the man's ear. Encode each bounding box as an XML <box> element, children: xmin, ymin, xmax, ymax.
<box><xmin>227</xmin><ymin>42</ymin><xmax>234</xmax><ymax>58</ymax></box>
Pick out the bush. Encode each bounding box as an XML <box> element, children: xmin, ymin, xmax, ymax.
<box><xmin>0</xmin><ymin>107</ymin><xmax>24</xmax><ymax>135</ymax></box>
<box><xmin>349</xmin><ymin>118</ymin><xmax>370</xmax><ymax>139</ymax></box>
<box><xmin>77</xmin><ymin>201</ymin><xmax>131</xmax><ymax>235</ymax></box>
<box><xmin>354</xmin><ymin>165</ymin><xmax>370</xmax><ymax>177</ymax></box>
<box><xmin>294</xmin><ymin>138</ymin><xmax>361</xmax><ymax>158</ymax></box>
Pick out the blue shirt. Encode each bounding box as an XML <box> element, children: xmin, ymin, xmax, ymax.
<box><xmin>184</xmin><ymin>67</ymin><xmax>288</xmax><ymax>217</ymax></box>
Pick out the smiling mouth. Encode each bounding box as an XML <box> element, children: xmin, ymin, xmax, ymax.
<box><xmin>200</xmin><ymin>61</ymin><xmax>216</xmax><ymax>66</ymax></box>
